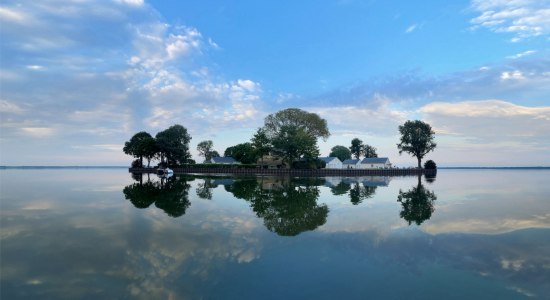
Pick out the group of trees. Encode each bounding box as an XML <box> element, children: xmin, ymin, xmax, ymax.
<box><xmin>329</xmin><ymin>138</ymin><xmax>379</xmax><ymax>162</ymax></box>
<box><xmin>124</xmin><ymin>109</ymin><xmax>437</xmax><ymax>168</ymax></box>
<box><xmin>123</xmin><ymin>125</ymin><xmax>192</xmax><ymax>167</ymax></box>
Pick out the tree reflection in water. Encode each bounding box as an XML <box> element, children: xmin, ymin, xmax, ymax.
<box><xmin>397</xmin><ymin>175</ymin><xmax>437</xmax><ymax>225</ymax></box>
<box><xmin>226</xmin><ymin>177</ymin><xmax>329</xmax><ymax>236</ymax></box>
<box><xmin>123</xmin><ymin>174</ymin><xmax>192</xmax><ymax>217</ymax></box>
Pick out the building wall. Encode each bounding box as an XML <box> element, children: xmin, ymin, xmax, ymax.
<box><xmin>359</xmin><ymin>162</ymin><xmax>391</xmax><ymax>169</ymax></box>
<box><xmin>326</xmin><ymin>161</ymin><xmax>343</xmax><ymax>169</ymax></box>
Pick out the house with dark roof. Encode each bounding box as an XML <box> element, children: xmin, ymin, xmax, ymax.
<box><xmin>360</xmin><ymin>157</ymin><xmax>391</xmax><ymax>169</ymax></box>
<box><xmin>211</xmin><ymin>157</ymin><xmax>239</xmax><ymax>164</ymax></box>
<box><xmin>342</xmin><ymin>159</ymin><xmax>361</xmax><ymax>169</ymax></box>
<box><xmin>319</xmin><ymin>157</ymin><xmax>343</xmax><ymax>169</ymax></box>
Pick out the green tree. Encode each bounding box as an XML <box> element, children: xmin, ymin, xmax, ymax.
<box><xmin>329</xmin><ymin>145</ymin><xmax>352</xmax><ymax>161</ymax></box>
<box><xmin>224</xmin><ymin>142</ymin><xmax>257</xmax><ymax>164</ymax></box>
<box><xmin>197</xmin><ymin>140</ymin><xmax>216</xmax><ymax>163</ymax></box>
<box><xmin>262</xmin><ymin>108</ymin><xmax>329</xmax><ymax>166</ymax></box>
<box><xmin>155</xmin><ymin>125</ymin><xmax>192</xmax><ymax>166</ymax></box>
<box><xmin>271</xmin><ymin>125</ymin><xmax>319</xmax><ymax>166</ymax></box>
<box><xmin>397</xmin><ymin>176</ymin><xmax>437</xmax><ymax>225</ymax></box>
<box><xmin>226</xmin><ymin>177</ymin><xmax>329</xmax><ymax>236</ymax></box>
<box><xmin>251</xmin><ymin>127</ymin><xmax>271</xmax><ymax>164</ymax></box>
<box><xmin>397</xmin><ymin>120</ymin><xmax>437</xmax><ymax>168</ymax></box>
<box><xmin>123</xmin><ymin>131</ymin><xmax>154</xmax><ymax>167</ymax></box>
<box><xmin>362</xmin><ymin>144</ymin><xmax>378</xmax><ymax>158</ymax></box>
<box><xmin>141</xmin><ymin>137</ymin><xmax>158</xmax><ymax>167</ymax></box>
<box><xmin>263</xmin><ymin>108</ymin><xmax>330</xmax><ymax>140</ymax></box>
<box><xmin>349</xmin><ymin>138</ymin><xmax>364</xmax><ymax>159</ymax></box>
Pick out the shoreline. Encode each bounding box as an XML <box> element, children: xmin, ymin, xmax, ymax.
<box><xmin>128</xmin><ymin>167</ymin><xmax>437</xmax><ymax>176</ymax></box>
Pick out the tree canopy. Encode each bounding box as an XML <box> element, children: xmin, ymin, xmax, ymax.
<box><xmin>224</xmin><ymin>142</ymin><xmax>257</xmax><ymax>164</ymax></box>
<box><xmin>263</xmin><ymin>108</ymin><xmax>330</xmax><ymax>140</ymax></box>
<box><xmin>123</xmin><ymin>131</ymin><xmax>155</xmax><ymax>167</ymax></box>
<box><xmin>262</xmin><ymin>108</ymin><xmax>328</xmax><ymax>166</ymax></box>
<box><xmin>362</xmin><ymin>144</ymin><xmax>378</xmax><ymax>158</ymax></box>
<box><xmin>271</xmin><ymin>125</ymin><xmax>319</xmax><ymax>165</ymax></box>
<box><xmin>155</xmin><ymin>124</ymin><xmax>192</xmax><ymax>166</ymax></box>
<box><xmin>397</xmin><ymin>176</ymin><xmax>437</xmax><ymax>225</ymax></box>
<box><xmin>329</xmin><ymin>145</ymin><xmax>351</xmax><ymax>161</ymax></box>
<box><xmin>397</xmin><ymin>120</ymin><xmax>437</xmax><ymax>168</ymax></box>
<box><xmin>349</xmin><ymin>138</ymin><xmax>364</xmax><ymax>159</ymax></box>
<box><xmin>197</xmin><ymin>140</ymin><xmax>217</xmax><ymax>163</ymax></box>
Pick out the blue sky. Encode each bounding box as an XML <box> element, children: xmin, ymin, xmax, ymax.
<box><xmin>1</xmin><ymin>0</ymin><xmax>549</xmax><ymax>166</ymax></box>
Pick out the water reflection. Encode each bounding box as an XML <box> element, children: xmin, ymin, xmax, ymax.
<box><xmin>123</xmin><ymin>174</ymin><xmax>438</xmax><ymax>231</ymax></box>
<box><xmin>226</xmin><ymin>177</ymin><xmax>329</xmax><ymax>236</ymax></box>
<box><xmin>123</xmin><ymin>174</ymin><xmax>193</xmax><ymax>217</ymax></box>
<box><xmin>397</xmin><ymin>176</ymin><xmax>437</xmax><ymax>225</ymax></box>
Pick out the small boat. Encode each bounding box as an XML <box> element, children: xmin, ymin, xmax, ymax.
<box><xmin>157</xmin><ymin>168</ymin><xmax>174</xmax><ymax>175</ymax></box>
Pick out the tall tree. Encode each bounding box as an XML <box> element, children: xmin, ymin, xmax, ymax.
<box><xmin>397</xmin><ymin>176</ymin><xmax>437</xmax><ymax>225</ymax></box>
<box><xmin>141</xmin><ymin>136</ymin><xmax>158</xmax><ymax>167</ymax></box>
<box><xmin>362</xmin><ymin>144</ymin><xmax>378</xmax><ymax>158</ymax></box>
<box><xmin>197</xmin><ymin>140</ymin><xmax>215</xmax><ymax>162</ymax></box>
<box><xmin>251</xmin><ymin>128</ymin><xmax>271</xmax><ymax>164</ymax></box>
<box><xmin>329</xmin><ymin>145</ymin><xmax>351</xmax><ymax>161</ymax></box>
<box><xmin>123</xmin><ymin>131</ymin><xmax>154</xmax><ymax>167</ymax></box>
<box><xmin>155</xmin><ymin>124</ymin><xmax>192</xmax><ymax>166</ymax></box>
<box><xmin>262</xmin><ymin>108</ymin><xmax>329</xmax><ymax>166</ymax></box>
<box><xmin>263</xmin><ymin>108</ymin><xmax>330</xmax><ymax>140</ymax></box>
<box><xmin>349</xmin><ymin>138</ymin><xmax>364</xmax><ymax>159</ymax></box>
<box><xmin>271</xmin><ymin>125</ymin><xmax>319</xmax><ymax>166</ymax></box>
<box><xmin>397</xmin><ymin>120</ymin><xmax>437</xmax><ymax>168</ymax></box>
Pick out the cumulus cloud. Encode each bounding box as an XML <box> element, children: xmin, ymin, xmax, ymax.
<box><xmin>0</xmin><ymin>0</ymin><xmax>266</xmax><ymax>164</ymax></box>
<box><xmin>470</xmin><ymin>0</ymin><xmax>550</xmax><ymax>41</ymax></box>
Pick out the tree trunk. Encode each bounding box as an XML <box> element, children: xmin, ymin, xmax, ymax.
<box><xmin>417</xmin><ymin>157</ymin><xmax>422</xmax><ymax>169</ymax></box>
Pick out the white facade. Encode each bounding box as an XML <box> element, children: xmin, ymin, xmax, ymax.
<box><xmin>320</xmin><ymin>157</ymin><xmax>343</xmax><ymax>169</ymax></box>
<box><xmin>359</xmin><ymin>158</ymin><xmax>392</xmax><ymax>169</ymax></box>
<box><xmin>342</xmin><ymin>159</ymin><xmax>362</xmax><ymax>169</ymax></box>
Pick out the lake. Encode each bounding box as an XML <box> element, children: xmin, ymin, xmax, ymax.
<box><xmin>1</xmin><ymin>169</ymin><xmax>549</xmax><ymax>299</ymax></box>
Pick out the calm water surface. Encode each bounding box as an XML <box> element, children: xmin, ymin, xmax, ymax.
<box><xmin>1</xmin><ymin>169</ymin><xmax>549</xmax><ymax>299</ymax></box>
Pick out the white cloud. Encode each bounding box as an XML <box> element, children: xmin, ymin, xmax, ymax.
<box><xmin>21</xmin><ymin>127</ymin><xmax>55</xmax><ymax>137</ymax></box>
<box><xmin>470</xmin><ymin>0</ymin><xmax>550</xmax><ymax>41</ymax></box>
<box><xmin>405</xmin><ymin>24</ymin><xmax>418</xmax><ymax>33</ymax></box>
<box><xmin>0</xmin><ymin>100</ymin><xmax>25</xmax><ymax>114</ymax></box>
<box><xmin>506</xmin><ymin>50</ymin><xmax>536</xmax><ymax>59</ymax></box>
<box><xmin>0</xmin><ymin>6</ymin><xmax>27</xmax><ymax>22</ymax></box>
<box><xmin>500</xmin><ymin>70</ymin><xmax>524</xmax><ymax>80</ymax></box>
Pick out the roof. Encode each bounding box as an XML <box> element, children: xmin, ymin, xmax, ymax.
<box><xmin>211</xmin><ymin>157</ymin><xmax>238</xmax><ymax>164</ymax></box>
<box><xmin>342</xmin><ymin>159</ymin><xmax>361</xmax><ymax>165</ymax></box>
<box><xmin>319</xmin><ymin>157</ymin><xmax>341</xmax><ymax>163</ymax></box>
<box><xmin>361</xmin><ymin>157</ymin><xmax>390</xmax><ymax>164</ymax></box>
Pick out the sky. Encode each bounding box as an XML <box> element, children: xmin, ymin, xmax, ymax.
<box><xmin>0</xmin><ymin>0</ymin><xmax>549</xmax><ymax>167</ymax></box>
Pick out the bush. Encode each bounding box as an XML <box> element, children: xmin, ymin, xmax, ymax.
<box><xmin>424</xmin><ymin>160</ymin><xmax>437</xmax><ymax>169</ymax></box>
<box><xmin>131</xmin><ymin>159</ymin><xmax>143</xmax><ymax>168</ymax></box>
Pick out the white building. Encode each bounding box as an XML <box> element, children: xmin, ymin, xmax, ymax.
<box><xmin>319</xmin><ymin>157</ymin><xmax>343</xmax><ymax>169</ymax></box>
<box><xmin>342</xmin><ymin>159</ymin><xmax>362</xmax><ymax>169</ymax></box>
<box><xmin>360</xmin><ymin>157</ymin><xmax>392</xmax><ymax>169</ymax></box>
<box><xmin>211</xmin><ymin>157</ymin><xmax>239</xmax><ymax>164</ymax></box>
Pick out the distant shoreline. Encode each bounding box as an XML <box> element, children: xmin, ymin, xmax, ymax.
<box><xmin>1</xmin><ymin>166</ymin><xmax>549</xmax><ymax>170</ymax></box>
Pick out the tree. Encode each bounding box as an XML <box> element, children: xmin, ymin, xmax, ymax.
<box><xmin>397</xmin><ymin>120</ymin><xmax>437</xmax><ymax>168</ymax></box>
<box><xmin>123</xmin><ymin>131</ymin><xmax>154</xmax><ymax>167</ymax></box>
<box><xmin>349</xmin><ymin>138</ymin><xmax>364</xmax><ymax>159</ymax></box>
<box><xmin>362</xmin><ymin>144</ymin><xmax>378</xmax><ymax>158</ymax></box>
<box><xmin>141</xmin><ymin>137</ymin><xmax>158</xmax><ymax>167</ymax></box>
<box><xmin>263</xmin><ymin>108</ymin><xmax>330</xmax><ymax>140</ymax></box>
<box><xmin>397</xmin><ymin>176</ymin><xmax>437</xmax><ymax>225</ymax></box>
<box><xmin>155</xmin><ymin>125</ymin><xmax>192</xmax><ymax>166</ymax></box>
<box><xmin>329</xmin><ymin>145</ymin><xmax>351</xmax><ymax>161</ymax></box>
<box><xmin>271</xmin><ymin>125</ymin><xmax>319</xmax><ymax>166</ymax></box>
<box><xmin>224</xmin><ymin>142</ymin><xmax>257</xmax><ymax>164</ymax></box>
<box><xmin>251</xmin><ymin>128</ymin><xmax>271</xmax><ymax>164</ymax></box>
<box><xmin>197</xmin><ymin>140</ymin><xmax>216</xmax><ymax>163</ymax></box>
<box><xmin>262</xmin><ymin>108</ymin><xmax>329</xmax><ymax>166</ymax></box>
